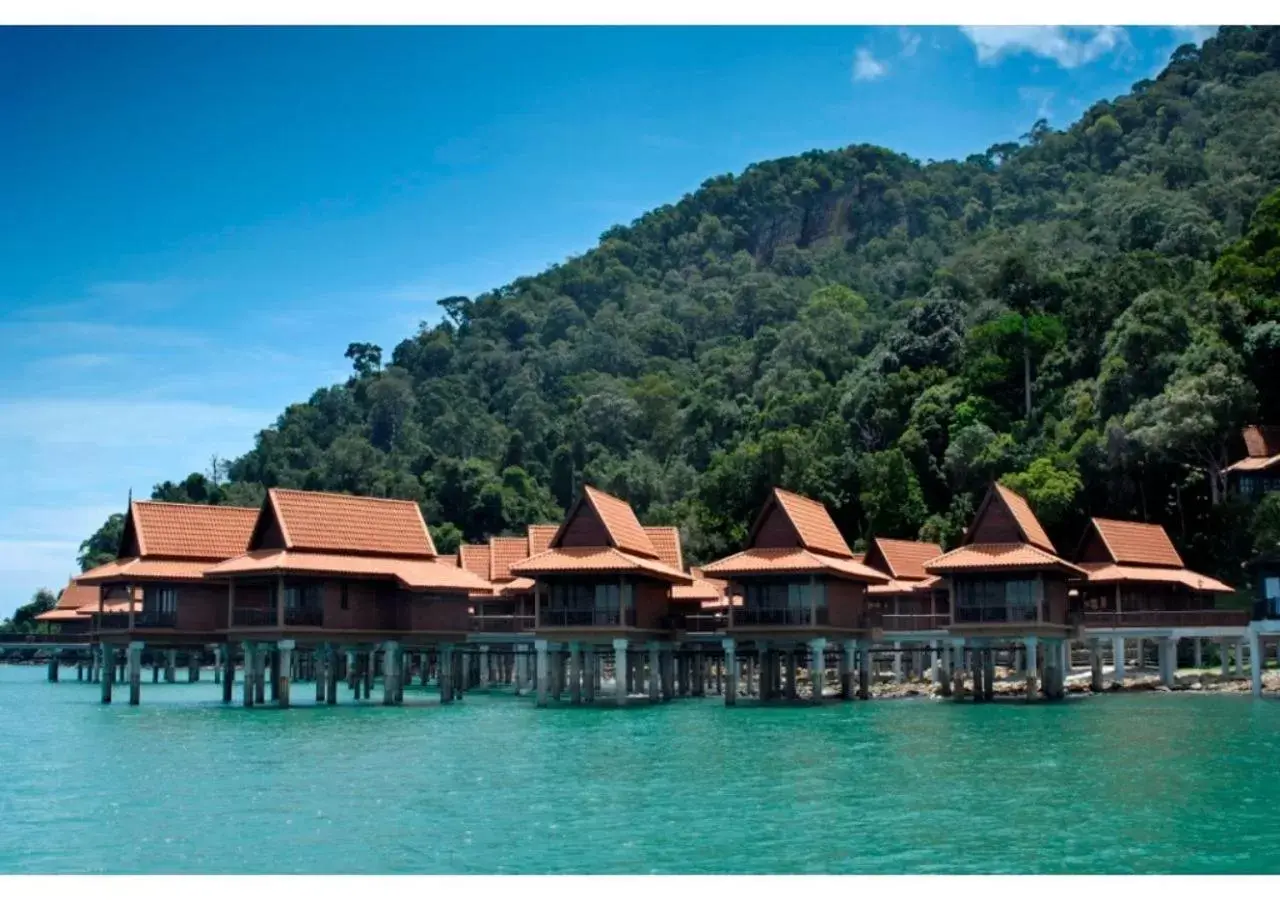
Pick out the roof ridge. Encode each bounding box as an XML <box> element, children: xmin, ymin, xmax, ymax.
<box><xmin>133</xmin><ymin>499</ymin><xmax>261</xmax><ymax>511</ymax></box>
<box><xmin>268</xmin><ymin>486</ymin><xmax>423</xmax><ymax>506</ymax></box>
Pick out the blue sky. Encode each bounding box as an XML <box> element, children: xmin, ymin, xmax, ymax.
<box><xmin>0</xmin><ymin>25</ymin><xmax>1215</xmax><ymax>616</ymax></box>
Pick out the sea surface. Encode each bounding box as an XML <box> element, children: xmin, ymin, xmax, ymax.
<box><xmin>2</xmin><ymin>663</ymin><xmax>1279</xmax><ymax>874</ymax></box>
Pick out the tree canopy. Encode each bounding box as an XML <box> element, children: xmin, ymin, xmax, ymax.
<box><xmin>76</xmin><ymin>27</ymin><xmax>1280</xmax><ymax>587</ymax></box>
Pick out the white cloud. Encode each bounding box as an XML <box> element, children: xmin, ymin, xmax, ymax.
<box><xmin>898</xmin><ymin>28</ymin><xmax>921</xmax><ymax>58</ymax></box>
<box><xmin>1018</xmin><ymin>86</ymin><xmax>1056</xmax><ymax>121</ymax></box>
<box><xmin>960</xmin><ymin>26</ymin><xmax>1127</xmax><ymax>69</ymax></box>
<box><xmin>853</xmin><ymin>47</ymin><xmax>888</xmax><ymax>82</ymax></box>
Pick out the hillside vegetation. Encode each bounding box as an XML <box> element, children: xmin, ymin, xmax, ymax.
<box><xmin>77</xmin><ymin>26</ymin><xmax>1280</xmax><ymax>585</ymax></box>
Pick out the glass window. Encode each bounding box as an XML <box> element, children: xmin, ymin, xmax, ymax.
<box><xmin>144</xmin><ymin>587</ymin><xmax>176</xmax><ymax>613</ymax></box>
<box><xmin>1265</xmin><ymin>577</ymin><xmax>1280</xmax><ymax>600</ymax></box>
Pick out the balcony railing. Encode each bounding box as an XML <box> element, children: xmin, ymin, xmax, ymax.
<box><xmin>881</xmin><ymin>613</ymin><xmax>951</xmax><ymax>631</ymax></box>
<box><xmin>953</xmin><ymin>606</ymin><xmax>1038</xmax><ymax>624</ymax></box>
<box><xmin>232</xmin><ymin>607</ymin><xmax>276</xmax><ymax>627</ymax></box>
<box><xmin>671</xmin><ymin>613</ymin><xmax>728</xmax><ymax>633</ymax></box>
<box><xmin>284</xmin><ymin>607</ymin><xmax>324</xmax><ymax>627</ymax></box>
<box><xmin>134</xmin><ymin>610</ymin><xmax>176</xmax><ymax>628</ymax></box>
<box><xmin>1083</xmin><ymin>609</ymin><xmax>1251</xmax><ymax>628</ymax></box>
<box><xmin>538</xmin><ymin>609</ymin><xmax>637</xmax><ymax>628</ymax></box>
<box><xmin>731</xmin><ymin>607</ymin><xmax>828</xmax><ymax>627</ymax></box>
<box><xmin>469</xmin><ymin>614</ymin><xmax>537</xmax><ymax>633</ymax></box>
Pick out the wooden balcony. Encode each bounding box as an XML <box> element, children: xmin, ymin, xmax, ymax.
<box><xmin>953</xmin><ymin>606</ymin><xmax>1038</xmax><ymax>625</ymax></box>
<box><xmin>732</xmin><ymin>607</ymin><xmax>829</xmax><ymax>627</ymax></box>
<box><xmin>1082</xmin><ymin>609</ymin><xmax>1250</xmax><ymax>628</ymax></box>
<box><xmin>537</xmin><ymin>609</ymin><xmax>636</xmax><ymax>628</ymax></box>
<box><xmin>881</xmin><ymin>613</ymin><xmax>951</xmax><ymax>631</ymax></box>
<box><xmin>469</xmin><ymin>613</ymin><xmax>536</xmax><ymax>633</ymax></box>
<box><xmin>232</xmin><ymin>607</ymin><xmax>275</xmax><ymax>628</ymax></box>
<box><xmin>133</xmin><ymin>610</ymin><xmax>177</xmax><ymax>628</ymax></box>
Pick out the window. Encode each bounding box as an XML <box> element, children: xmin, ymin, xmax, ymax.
<box><xmin>144</xmin><ymin>587</ymin><xmax>177</xmax><ymax>613</ymax></box>
<box><xmin>954</xmin><ymin>579</ymin><xmax>1038</xmax><ymax>622</ymax></box>
<box><xmin>744</xmin><ymin>579</ymin><xmax>824</xmax><ymax>610</ymax></box>
<box><xmin>340</xmin><ymin>583</ymin><xmax>349</xmax><ymax>611</ymax></box>
<box><xmin>281</xmin><ymin>584</ymin><xmax>322</xmax><ymax>610</ymax></box>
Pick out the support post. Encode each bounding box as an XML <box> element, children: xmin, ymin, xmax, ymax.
<box><xmin>568</xmin><ymin>642</ymin><xmax>582</xmax><ymax>705</ymax></box>
<box><xmin>440</xmin><ymin>644</ymin><xmax>455</xmax><ymax>704</ymax></box>
<box><xmin>242</xmin><ymin>642</ymin><xmax>255</xmax><ymax>708</ymax></box>
<box><xmin>583</xmin><ymin>647</ymin><xmax>596</xmax><ymax>703</ymax></box>
<box><xmin>316</xmin><ymin>644</ymin><xmax>327</xmax><ymax>703</ymax></box>
<box><xmin>535</xmin><ymin>640</ymin><xmax>549</xmax><ymax>708</ymax></box>
<box><xmin>785</xmin><ymin>649</ymin><xmax>797</xmax><ymax>700</ymax></box>
<box><xmin>1194</xmin><ymin>637</ymin><xmax>1202</xmax><ymax>669</ymax></box>
<box><xmin>808</xmin><ymin>638</ymin><xmax>827</xmax><ymax>703</ymax></box>
<box><xmin>277</xmin><ymin>640</ymin><xmax>294</xmax><ymax>708</ymax></box>
<box><xmin>840</xmin><ymin>640</ymin><xmax>855</xmax><ymax>700</ymax></box>
<box><xmin>128</xmin><ymin>641</ymin><xmax>143</xmax><ymax>706</ymax></box>
<box><xmin>722</xmin><ymin>638</ymin><xmax>737</xmax><ymax>706</ymax></box>
<box><xmin>1250</xmin><ymin>628</ymin><xmax>1262</xmax><ymax>697</ymax></box>
<box><xmin>221</xmin><ymin>645</ymin><xmax>234</xmax><ymax>703</ymax></box>
<box><xmin>382</xmin><ymin>641</ymin><xmax>399</xmax><ymax>706</ymax></box>
<box><xmin>100</xmin><ymin>645</ymin><xmax>114</xmax><ymax>704</ymax></box>
<box><xmin>1222</xmin><ymin>641</ymin><xmax>1231</xmax><ymax>678</ymax></box>
<box><xmin>479</xmin><ymin>645</ymin><xmax>490</xmax><ymax>689</ymax></box>
<box><xmin>983</xmin><ymin>649</ymin><xmax>996</xmax><ymax>701</ymax></box>
<box><xmin>1113</xmin><ymin>636</ymin><xmax>1126</xmax><ymax>685</ymax></box>
<box><xmin>858</xmin><ymin>640</ymin><xmax>872</xmax><ymax>700</ymax></box>
<box><xmin>1159</xmin><ymin>637</ymin><xmax>1176</xmax><ymax>687</ymax></box>
<box><xmin>1235</xmin><ymin>640</ymin><xmax>1245</xmax><ymax>678</ymax></box>
<box><xmin>694</xmin><ymin>649</ymin><xmax>705</xmax><ymax>697</ymax></box>
<box><xmin>613</xmin><ymin>639</ymin><xmax>629</xmax><ymax>706</ymax></box>
<box><xmin>647</xmin><ymin>642</ymin><xmax>660</xmax><ymax>702</ymax></box>
<box><xmin>326</xmin><ymin>645</ymin><xmax>338</xmax><ymax>705</ymax></box>
<box><xmin>1090</xmin><ymin>639</ymin><xmax>1104</xmax><ymax>692</ymax></box>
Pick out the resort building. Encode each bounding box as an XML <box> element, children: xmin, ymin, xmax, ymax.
<box><xmin>1072</xmin><ymin>517</ymin><xmax>1241</xmax><ymax>688</ymax></box>
<box><xmin>701</xmin><ymin>488</ymin><xmax>891</xmax><ymax>704</ymax></box>
<box><xmin>34</xmin><ymin>577</ymin><xmax>108</xmax><ymax>635</ymax></box>
<box><xmin>1226</xmin><ymin>425</ymin><xmax>1280</xmax><ymax>499</ymax></box>
<box><xmin>508</xmin><ymin>485</ymin><xmax>694</xmax><ymax>707</ymax></box>
<box><xmin>76</xmin><ymin>500</ymin><xmax>259</xmax><ymax>704</ymax></box>
<box><xmin>863</xmin><ymin>538</ymin><xmax>946</xmax><ymax>685</ymax></box>
<box><xmin>202</xmin><ymin>488</ymin><xmax>490</xmax><ymax>708</ymax></box>
<box><xmin>924</xmin><ymin>483</ymin><xmax>1084</xmax><ymax>701</ymax></box>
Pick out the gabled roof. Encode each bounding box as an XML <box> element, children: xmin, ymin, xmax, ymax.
<box><xmin>122</xmin><ymin>501</ymin><xmax>258</xmax><ymax>560</ymax></box>
<box><xmin>964</xmin><ymin>484</ymin><xmax>1056</xmax><ymax>554</ymax></box>
<box><xmin>643</xmin><ymin>526</ymin><xmax>684</xmax><ymax>572</ymax></box>
<box><xmin>489</xmin><ymin>536</ymin><xmax>529</xmax><ymax>581</ymax></box>
<box><xmin>866</xmin><ymin>537</ymin><xmax>944</xmax><ymax>581</ymax></box>
<box><xmin>924</xmin><ymin>543</ymin><xmax>1085</xmax><ymax>577</ymax></box>
<box><xmin>1086</xmin><ymin>518</ymin><xmax>1184</xmax><ymax>568</ymax></box>
<box><xmin>457</xmin><ymin>544</ymin><xmax>491</xmax><ymax>580</ymax></box>
<box><xmin>204</xmin><ymin>550</ymin><xmax>489</xmax><ymax>593</ymax></box>
<box><xmin>1076</xmin><ymin>562</ymin><xmax>1233</xmax><ymax>593</ymax></box>
<box><xmin>77</xmin><ymin>558</ymin><xmax>216</xmax><ymax>584</ymax></box>
<box><xmin>54</xmin><ymin>578</ymin><xmax>99</xmax><ymax>610</ymax></box>
<box><xmin>750</xmin><ymin>488</ymin><xmax>853</xmax><ymax>558</ymax></box>
<box><xmin>551</xmin><ymin>485</ymin><xmax>658</xmax><ymax>558</ymax></box>
<box><xmin>1243</xmin><ymin>425</ymin><xmax>1280</xmax><ymax>458</ymax></box>
<box><xmin>257</xmin><ymin>489</ymin><xmax>436</xmax><ymax>558</ymax></box>
<box><xmin>701</xmin><ymin>547</ymin><xmax>891</xmax><ymax>584</ymax></box>
<box><xmin>1226</xmin><ymin>426</ymin><xmax>1280</xmax><ymax>473</ymax></box>
<box><xmin>671</xmin><ymin>566</ymin><xmax>728</xmax><ymax>603</ymax></box>
<box><xmin>510</xmin><ymin>547</ymin><xmax>692</xmax><ymax>584</ymax></box>
<box><xmin>527</xmin><ymin>524</ymin><xmax>558</xmax><ymax>556</ymax></box>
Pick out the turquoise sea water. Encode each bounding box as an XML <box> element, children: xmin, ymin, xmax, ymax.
<box><xmin>2</xmin><ymin>663</ymin><xmax>1280</xmax><ymax>874</ymax></box>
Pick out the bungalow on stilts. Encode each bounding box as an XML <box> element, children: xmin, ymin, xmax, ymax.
<box><xmin>701</xmin><ymin>488</ymin><xmax>890</xmax><ymax>704</ymax></box>
<box><xmin>923</xmin><ymin>483</ymin><xmax>1084</xmax><ymax>702</ymax></box>
<box><xmin>862</xmin><ymin>538</ymin><xmax>949</xmax><ymax>691</ymax></box>
<box><xmin>508</xmin><ymin>485</ymin><xmax>694</xmax><ymax>707</ymax></box>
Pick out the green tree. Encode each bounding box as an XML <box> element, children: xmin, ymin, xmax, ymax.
<box><xmin>78</xmin><ymin>513</ymin><xmax>124</xmax><ymax>571</ymax></box>
<box><xmin>856</xmin><ymin>448</ymin><xmax>927</xmax><ymax>539</ymax></box>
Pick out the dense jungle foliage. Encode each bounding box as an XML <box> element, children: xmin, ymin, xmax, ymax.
<box><xmin>75</xmin><ymin>26</ymin><xmax>1280</xmax><ymax>587</ymax></box>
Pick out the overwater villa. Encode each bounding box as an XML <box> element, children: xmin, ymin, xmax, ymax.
<box><xmin>203</xmin><ymin>488</ymin><xmax>490</xmax><ymax>707</ymax></box>
<box><xmin>1226</xmin><ymin>424</ymin><xmax>1280</xmax><ymax>499</ymax></box>
<box><xmin>924</xmin><ymin>483</ymin><xmax>1084</xmax><ymax>701</ymax></box>
<box><xmin>34</xmin><ymin>577</ymin><xmax>110</xmax><ymax>636</ymax></box>
<box><xmin>508</xmin><ymin>485</ymin><xmax>695</xmax><ymax>706</ymax></box>
<box><xmin>1072</xmin><ymin>517</ymin><xmax>1241</xmax><ymax>687</ymax></box>
<box><xmin>75</xmin><ymin>500</ymin><xmax>259</xmax><ymax>703</ymax></box>
<box><xmin>863</xmin><ymin>537</ymin><xmax>946</xmax><ymax>684</ymax></box>
<box><xmin>700</xmin><ymin>488</ymin><xmax>891</xmax><ymax>704</ymax></box>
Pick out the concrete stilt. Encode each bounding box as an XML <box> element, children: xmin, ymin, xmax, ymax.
<box><xmin>164</xmin><ymin>649</ymin><xmax>176</xmax><ymax>683</ymax></box>
<box><xmin>128</xmin><ymin>641</ymin><xmax>143</xmax><ymax>706</ymax></box>
<box><xmin>983</xmin><ymin>650</ymin><xmax>996</xmax><ymax>701</ymax></box>
<box><xmin>242</xmin><ymin>642</ymin><xmax>255</xmax><ymax>708</ymax></box>
<box><xmin>694</xmin><ymin>649</ymin><xmax>705</xmax><ymax>697</ymax></box>
<box><xmin>440</xmin><ymin>644</ymin><xmax>455</xmax><ymax>703</ymax></box>
<box><xmin>568</xmin><ymin>642</ymin><xmax>582</xmax><ymax>704</ymax></box>
<box><xmin>254</xmin><ymin>647</ymin><xmax>266</xmax><ymax>705</ymax></box>
<box><xmin>785</xmin><ymin>649</ymin><xmax>797</xmax><ymax>700</ymax></box>
<box><xmin>479</xmin><ymin>646</ymin><xmax>490</xmax><ymax>689</ymax></box>
<box><xmin>892</xmin><ymin>642</ymin><xmax>903</xmax><ymax>683</ymax></box>
<box><xmin>100</xmin><ymin>646</ymin><xmax>115</xmax><ymax>704</ymax></box>
<box><xmin>381</xmin><ymin>641</ymin><xmax>399</xmax><ymax>706</ymax></box>
<box><xmin>326</xmin><ymin>645</ymin><xmax>338</xmax><ymax>704</ymax></box>
<box><xmin>1113</xmin><ymin>637</ymin><xmax>1126</xmax><ymax>685</ymax></box>
<box><xmin>950</xmin><ymin>645</ymin><xmax>966</xmax><ymax>699</ymax></box>
<box><xmin>1221</xmin><ymin>641</ymin><xmax>1231</xmax><ymax>678</ymax></box>
<box><xmin>583</xmin><ymin>647</ymin><xmax>596</xmax><ymax>703</ymax></box>
<box><xmin>315</xmin><ymin>644</ymin><xmax>327</xmax><ymax>703</ymax></box>
<box><xmin>939</xmin><ymin>644</ymin><xmax>953</xmax><ymax>698</ymax></box>
<box><xmin>1250</xmin><ymin>629</ymin><xmax>1262</xmax><ymax>697</ymax></box>
<box><xmin>268</xmin><ymin>649</ymin><xmax>279</xmax><ymax>703</ymax></box>
<box><xmin>46</xmin><ymin>655</ymin><xmax>59</xmax><ymax>683</ymax></box>
<box><xmin>660</xmin><ymin>648</ymin><xmax>674</xmax><ymax>701</ymax></box>
<box><xmin>840</xmin><ymin>640</ymin><xmax>855</xmax><ymax>700</ymax></box>
<box><xmin>535</xmin><ymin>640</ymin><xmax>549</xmax><ymax>708</ymax></box>
<box><xmin>722</xmin><ymin>638</ymin><xmax>737</xmax><ymax>706</ymax></box>
<box><xmin>1135</xmin><ymin>639</ymin><xmax>1144</xmax><ymax>671</ymax></box>
<box><xmin>613</xmin><ymin>639</ymin><xmax>629</xmax><ymax>706</ymax></box>
<box><xmin>221</xmin><ymin>645</ymin><xmax>234</xmax><ymax>703</ymax></box>
<box><xmin>152</xmin><ymin>661</ymin><xmax>160</xmax><ymax>683</ymax></box>
<box><xmin>1158</xmin><ymin>638</ymin><xmax>1175</xmax><ymax>687</ymax></box>
<box><xmin>808</xmin><ymin>638</ymin><xmax>827</xmax><ymax>702</ymax></box>
<box><xmin>1194</xmin><ymin>637</ymin><xmax>1202</xmax><ymax>669</ymax></box>
<box><xmin>647</xmin><ymin>643</ymin><xmax>660</xmax><ymax>702</ymax></box>
<box><xmin>278</xmin><ymin>640</ymin><xmax>295</xmax><ymax>708</ymax></box>
<box><xmin>858</xmin><ymin>640</ymin><xmax>872</xmax><ymax>700</ymax></box>
<box><xmin>1090</xmin><ymin>639</ymin><xmax>1104</xmax><ymax>692</ymax></box>
<box><xmin>1235</xmin><ymin>640</ymin><xmax>1245</xmax><ymax>678</ymax></box>
<box><xmin>189</xmin><ymin>653</ymin><xmax>200</xmax><ymax>682</ymax></box>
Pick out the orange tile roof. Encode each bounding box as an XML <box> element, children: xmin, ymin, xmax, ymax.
<box><xmin>510</xmin><ymin>547</ymin><xmax>692</xmax><ymax>584</ymax></box>
<box><xmin>527</xmin><ymin>524</ymin><xmax>558</xmax><ymax>556</ymax></box>
<box><xmin>489</xmin><ymin>536</ymin><xmax>529</xmax><ymax>581</ymax></box>
<box><xmin>494</xmin><ymin>576</ymin><xmax>535</xmax><ymax>596</ymax></box>
<box><xmin>77</xmin><ymin>558</ymin><xmax>215</xmax><ymax>584</ymax></box>
<box><xmin>671</xmin><ymin>566</ymin><xmax>728</xmax><ymax>603</ymax></box>
<box><xmin>992</xmin><ymin>484</ymin><xmax>1056</xmax><ymax>554</ymax></box>
<box><xmin>54</xmin><ymin>578</ymin><xmax>100</xmax><ymax>610</ymax></box>
<box><xmin>35</xmin><ymin>607</ymin><xmax>92</xmax><ymax>621</ymax></box>
<box><xmin>457</xmin><ymin>544</ymin><xmax>491</xmax><ymax>580</ymax></box>
<box><xmin>1089</xmin><ymin>518</ymin><xmax>1184</xmax><ymax>567</ymax></box>
<box><xmin>266</xmin><ymin>488</ymin><xmax>436</xmax><ymax>558</ymax></box>
<box><xmin>769</xmin><ymin>488</ymin><xmax>854</xmax><ymax>558</ymax></box>
<box><xmin>702</xmin><ymin>547</ymin><xmax>891</xmax><ymax>583</ymax></box>
<box><xmin>1076</xmin><ymin>563</ymin><xmax>1233</xmax><ymax>593</ymax></box>
<box><xmin>870</xmin><ymin>538</ymin><xmax>944</xmax><ymax>580</ymax></box>
<box><xmin>565</xmin><ymin>485</ymin><xmax>657</xmax><ymax>558</ymax></box>
<box><xmin>868</xmin><ymin>575</ymin><xmax>941</xmax><ymax>595</ymax></box>
<box><xmin>925</xmin><ymin>543</ymin><xmax>1084</xmax><ymax>576</ymax></box>
<box><xmin>130</xmin><ymin>501</ymin><xmax>258</xmax><ymax>560</ymax></box>
<box><xmin>1243</xmin><ymin>425</ymin><xmax>1280</xmax><ymax>458</ymax></box>
<box><xmin>204</xmin><ymin>550</ymin><xmax>489</xmax><ymax>594</ymax></box>
<box><xmin>643</xmin><ymin>526</ymin><xmax>684</xmax><ymax>571</ymax></box>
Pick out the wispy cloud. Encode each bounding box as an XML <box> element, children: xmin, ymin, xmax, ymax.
<box><xmin>1018</xmin><ymin>86</ymin><xmax>1056</xmax><ymax>122</ymax></box>
<box><xmin>960</xmin><ymin>26</ymin><xmax>1128</xmax><ymax>69</ymax></box>
<box><xmin>853</xmin><ymin>47</ymin><xmax>888</xmax><ymax>82</ymax></box>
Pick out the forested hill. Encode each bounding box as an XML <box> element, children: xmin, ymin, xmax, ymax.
<box><xmin>79</xmin><ymin>26</ymin><xmax>1280</xmax><ymax>584</ymax></box>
